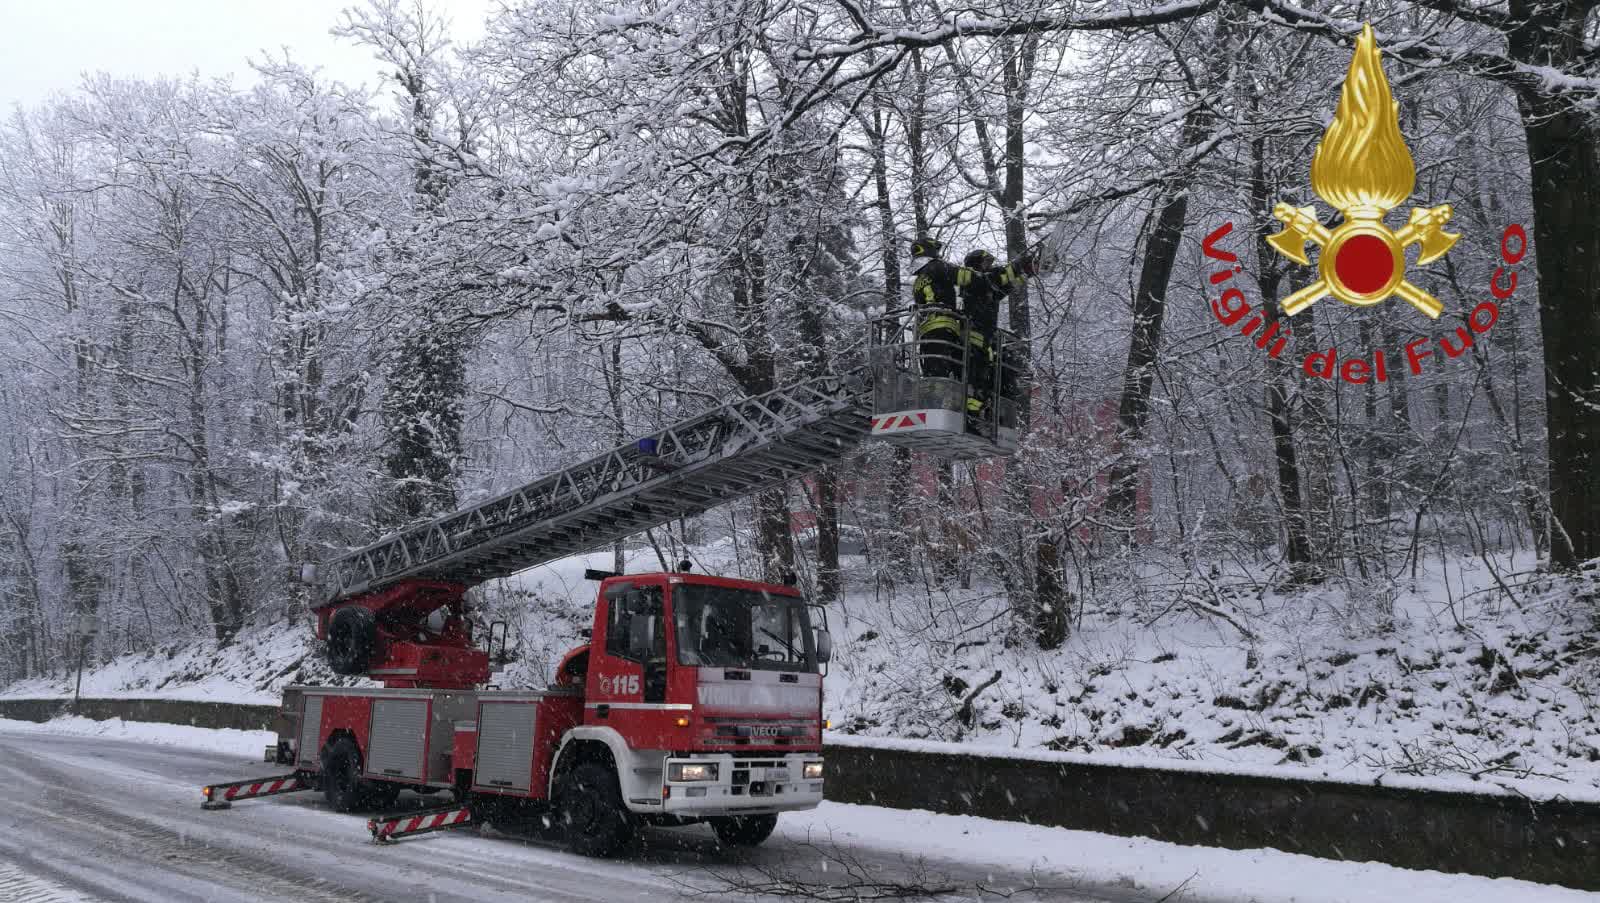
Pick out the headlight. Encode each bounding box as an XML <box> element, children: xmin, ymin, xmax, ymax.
<box><xmin>668</xmin><ymin>762</ymin><xmax>719</xmax><ymax>782</ymax></box>
<box><xmin>804</xmin><ymin>761</ymin><xmax>823</xmax><ymax>780</ymax></box>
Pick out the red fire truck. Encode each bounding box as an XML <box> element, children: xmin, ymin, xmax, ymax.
<box><xmin>233</xmin><ymin>570</ymin><xmax>830</xmax><ymax>854</ymax></box>
<box><xmin>201</xmin><ymin>312</ymin><xmax>1020</xmax><ymax>854</ymax></box>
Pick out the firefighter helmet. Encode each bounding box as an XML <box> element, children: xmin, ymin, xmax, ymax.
<box><xmin>964</xmin><ymin>249</ymin><xmax>996</xmax><ymax>270</ymax></box>
<box><xmin>910</xmin><ymin>236</ymin><xmax>942</xmax><ymax>258</ymax></box>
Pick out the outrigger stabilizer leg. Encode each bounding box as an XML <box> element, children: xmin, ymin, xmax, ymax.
<box><xmin>200</xmin><ymin>773</ymin><xmax>313</xmax><ymax>810</ymax></box>
<box><xmin>368</xmin><ymin>802</ymin><xmax>474</xmax><ymax>843</ymax></box>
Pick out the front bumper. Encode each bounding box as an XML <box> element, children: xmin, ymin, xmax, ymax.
<box><xmin>661</xmin><ymin>753</ymin><xmax>823</xmax><ymax>816</ymax></box>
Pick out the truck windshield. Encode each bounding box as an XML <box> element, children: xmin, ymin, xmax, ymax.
<box><xmin>673</xmin><ymin>584</ymin><xmax>816</xmax><ymax>672</ymax></box>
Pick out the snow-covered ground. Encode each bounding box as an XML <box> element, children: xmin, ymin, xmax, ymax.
<box><xmin>0</xmin><ymin>716</ymin><xmax>1586</xmax><ymax>903</ymax></box>
<box><xmin>814</xmin><ymin>548</ymin><xmax>1600</xmax><ymax>803</ymax></box>
<box><xmin>7</xmin><ymin>544</ymin><xmax>1597</xmax><ymax>804</ymax></box>
<box><xmin>0</xmin><ymin>713</ymin><xmax>277</xmax><ymax>756</ymax></box>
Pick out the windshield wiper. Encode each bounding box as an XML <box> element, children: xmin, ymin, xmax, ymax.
<box><xmin>758</xmin><ymin>627</ymin><xmax>800</xmax><ymax>660</ymax></box>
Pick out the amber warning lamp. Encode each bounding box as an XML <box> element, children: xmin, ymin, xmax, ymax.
<box><xmin>1267</xmin><ymin>24</ymin><xmax>1459</xmax><ymax>319</ymax></box>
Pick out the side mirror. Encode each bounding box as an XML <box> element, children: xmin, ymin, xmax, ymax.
<box><xmin>815</xmin><ymin>628</ymin><xmax>833</xmax><ymax>664</ymax></box>
<box><xmin>628</xmin><ymin>613</ymin><xmax>654</xmax><ymax>660</ymax></box>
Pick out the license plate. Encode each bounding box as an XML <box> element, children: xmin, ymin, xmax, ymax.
<box><xmin>764</xmin><ymin>769</ymin><xmax>789</xmax><ymax>782</ymax></box>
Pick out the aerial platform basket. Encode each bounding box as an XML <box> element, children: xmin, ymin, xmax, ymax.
<box><xmin>869</xmin><ymin>308</ymin><xmax>1022</xmax><ymax>459</ymax></box>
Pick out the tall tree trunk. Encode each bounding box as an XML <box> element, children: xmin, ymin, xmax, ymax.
<box><xmin>756</xmin><ymin>488</ymin><xmax>796</xmax><ymax>581</ymax></box>
<box><xmin>178</xmin><ymin>274</ymin><xmax>242</xmax><ymax>641</ymax></box>
<box><xmin>790</xmin><ymin>190</ymin><xmax>846</xmax><ymax>600</ymax></box>
<box><xmin>897</xmin><ymin>55</ymin><xmax>937</xmax><ymax>579</ymax></box>
<box><xmin>55</xmin><ymin>204</ymin><xmax>101</xmax><ymax>659</ymax></box>
<box><xmin>1248</xmin><ymin>134</ymin><xmax>1318</xmax><ymax>579</ymax></box>
<box><xmin>1517</xmin><ymin>103</ymin><xmax>1600</xmax><ymax>566</ymax></box>
<box><xmin>1251</xmin><ymin>262</ymin><xmax>1316</xmax><ymax>580</ymax></box>
<box><xmin>813</xmin><ymin>471</ymin><xmax>841</xmax><ymax>600</ymax></box>
<box><xmin>1293</xmin><ymin>302</ymin><xmax>1339</xmax><ymax>568</ymax></box>
<box><xmin>1493</xmin><ymin>255</ymin><xmax>1549</xmax><ymax>557</ymax></box>
<box><xmin>864</xmin><ymin>98</ymin><xmax>915</xmax><ymax>578</ymax></box>
<box><xmin>606</xmin><ymin>339</ymin><xmax>628</xmax><ymax>576</ymax></box>
<box><xmin>1105</xmin><ymin>106</ymin><xmax>1210</xmax><ymax>524</ymax></box>
<box><xmin>730</xmin><ymin>206</ymin><xmax>790</xmax><ymax>578</ymax></box>
<box><xmin>0</xmin><ymin>507</ymin><xmax>44</xmax><ymax>679</ymax></box>
<box><xmin>1357</xmin><ymin>319</ymin><xmax>1389</xmax><ymax>527</ymax></box>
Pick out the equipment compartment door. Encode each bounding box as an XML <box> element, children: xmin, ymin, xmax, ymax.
<box><xmin>297</xmin><ymin>695</ymin><xmax>325</xmax><ymax>767</ymax></box>
<box><xmin>367</xmin><ymin>699</ymin><xmax>429</xmax><ymax>780</ymax></box>
<box><xmin>473</xmin><ymin>701</ymin><xmax>539</xmax><ymax>793</ymax></box>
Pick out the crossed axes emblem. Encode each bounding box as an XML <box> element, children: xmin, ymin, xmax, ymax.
<box><xmin>1267</xmin><ymin>203</ymin><xmax>1460</xmax><ymax>318</ymax></box>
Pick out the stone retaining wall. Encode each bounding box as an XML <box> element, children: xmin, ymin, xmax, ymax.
<box><xmin>824</xmin><ymin>742</ymin><xmax>1599</xmax><ymax>890</ymax></box>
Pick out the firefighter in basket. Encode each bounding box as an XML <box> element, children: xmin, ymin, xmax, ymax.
<box><xmin>909</xmin><ymin>236</ymin><xmax>969</xmax><ymax>380</ymax></box>
<box><xmin>959</xmin><ymin>248</ymin><xmax>1038</xmax><ymax>423</ymax></box>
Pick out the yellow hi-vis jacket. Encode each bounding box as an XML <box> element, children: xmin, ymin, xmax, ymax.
<box><xmin>912</xmin><ymin>258</ymin><xmax>970</xmax><ymax>335</ymax></box>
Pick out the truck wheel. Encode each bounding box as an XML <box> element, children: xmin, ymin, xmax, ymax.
<box><xmin>363</xmin><ymin>780</ymin><xmax>401</xmax><ymax>811</ymax></box>
<box><xmin>556</xmin><ymin>761</ymin><xmax>635</xmax><ymax>857</ymax></box>
<box><xmin>321</xmin><ymin>737</ymin><xmax>367</xmax><ymax>812</ymax></box>
<box><xmin>326</xmin><ymin>606</ymin><xmax>377</xmax><ymax>675</ymax></box>
<box><xmin>476</xmin><ymin>798</ymin><xmax>533</xmax><ymax>834</ymax></box>
<box><xmin>710</xmin><ymin>814</ymin><xmax>778</xmax><ymax>847</ymax></box>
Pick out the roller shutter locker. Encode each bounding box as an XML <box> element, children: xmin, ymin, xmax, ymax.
<box><xmin>297</xmin><ymin>696</ymin><xmax>324</xmax><ymax>767</ymax></box>
<box><xmin>367</xmin><ymin>699</ymin><xmax>429</xmax><ymax>780</ymax></box>
<box><xmin>474</xmin><ymin>702</ymin><xmax>539</xmax><ymax>792</ymax></box>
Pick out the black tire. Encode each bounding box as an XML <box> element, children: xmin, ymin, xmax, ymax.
<box><xmin>321</xmin><ymin>737</ymin><xmax>367</xmax><ymax>812</ymax></box>
<box><xmin>363</xmin><ymin>780</ymin><xmax>402</xmax><ymax>811</ymax></box>
<box><xmin>555</xmin><ymin>761</ymin><xmax>635</xmax><ymax>857</ymax></box>
<box><xmin>710</xmin><ymin>814</ymin><xmax>778</xmax><ymax>847</ymax></box>
<box><xmin>475</xmin><ymin>797</ymin><xmax>536</xmax><ymax>834</ymax></box>
<box><xmin>326</xmin><ymin>606</ymin><xmax>377</xmax><ymax>675</ymax></box>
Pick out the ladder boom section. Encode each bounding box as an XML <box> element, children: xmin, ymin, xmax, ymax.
<box><xmin>321</xmin><ymin>375</ymin><xmax>870</xmax><ymax>605</ymax></box>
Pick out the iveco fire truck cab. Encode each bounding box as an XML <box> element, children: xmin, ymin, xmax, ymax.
<box><xmin>562</xmin><ymin>572</ymin><xmax>828</xmax><ymax>824</ymax></box>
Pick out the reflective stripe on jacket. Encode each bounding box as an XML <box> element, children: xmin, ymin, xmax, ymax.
<box><xmin>918</xmin><ymin>312</ymin><xmax>961</xmax><ymax>335</ymax></box>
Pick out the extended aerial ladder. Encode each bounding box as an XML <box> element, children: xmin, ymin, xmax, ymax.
<box><xmin>307</xmin><ymin>312</ymin><xmax>1023</xmax><ymax>686</ymax></box>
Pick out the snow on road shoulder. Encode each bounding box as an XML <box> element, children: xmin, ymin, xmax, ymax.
<box><xmin>784</xmin><ymin>801</ymin><xmax>1589</xmax><ymax>903</ymax></box>
<box><xmin>0</xmin><ymin>715</ymin><xmax>272</xmax><ymax>759</ymax></box>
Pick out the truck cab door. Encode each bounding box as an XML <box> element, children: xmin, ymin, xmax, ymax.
<box><xmin>588</xmin><ymin>582</ymin><xmax>666</xmax><ymax>725</ymax></box>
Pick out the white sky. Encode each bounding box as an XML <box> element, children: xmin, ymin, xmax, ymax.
<box><xmin>0</xmin><ymin>0</ymin><xmax>492</xmax><ymax>111</ymax></box>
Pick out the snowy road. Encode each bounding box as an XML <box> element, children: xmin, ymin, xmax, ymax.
<box><xmin>0</xmin><ymin>730</ymin><xmax>1119</xmax><ymax>903</ymax></box>
<box><xmin>1</xmin><ymin>722</ymin><xmax>1589</xmax><ymax>903</ymax></box>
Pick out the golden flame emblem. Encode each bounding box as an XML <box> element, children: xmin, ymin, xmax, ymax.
<box><xmin>1266</xmin><ymin>24</ymin><xmax>1459</xmax><ymax>319</ymax></box>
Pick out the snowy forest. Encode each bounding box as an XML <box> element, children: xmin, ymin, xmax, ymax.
<box><xmin>2</xmin><ymin>0</ymin><xmax>1598</xmax><ymax>775</ymax></box>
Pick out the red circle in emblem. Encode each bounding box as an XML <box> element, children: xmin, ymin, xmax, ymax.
<box><xmin>1334</xmin><ymin>234</ymin><xmax>1395</xmax><ymax>296</ymax></box>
